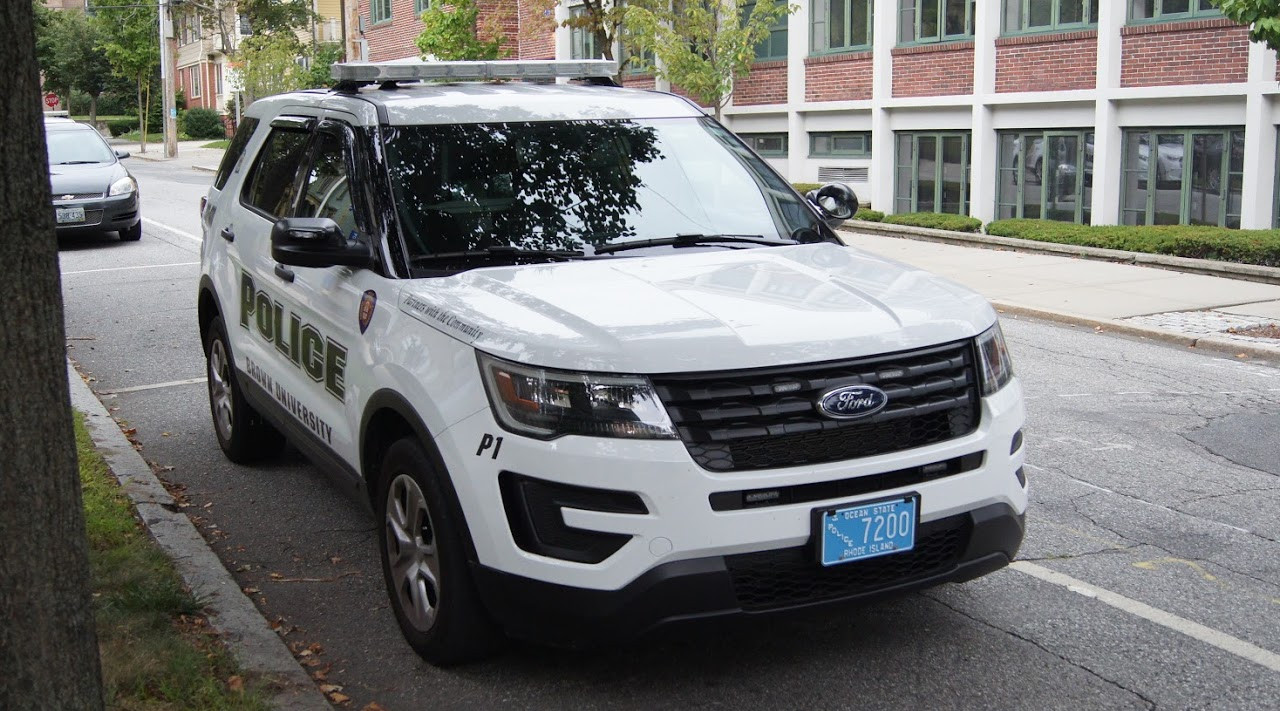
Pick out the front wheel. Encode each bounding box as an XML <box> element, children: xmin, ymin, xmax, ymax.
<box><xmin>376</xmin><ymin>438</ymin><xmax>501</xmax><ymax>665</ymax></box>
<box><xmin>203</xmin><ymin>315</ymin><xmax>284</xmax><ymax>463</ymax></box>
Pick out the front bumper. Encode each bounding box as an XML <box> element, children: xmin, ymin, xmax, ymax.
<box><xmin>53</xmin><ymin>192</ymin><xmax>139</xmax><ymax>235</ymax></box>
<box><xmin>472</xmin><ymin>502</ymin><xmax>1024</xmax><ymax>647</ymax></box>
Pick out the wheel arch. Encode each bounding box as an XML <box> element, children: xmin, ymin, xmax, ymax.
<box><xmin>198</xmin><ymin>275</ymin><xmax>221</xmax><ymax>345</ymax></box>
<box><xmin>360</xmin><ymin>390</ymin><xmax>481</xmax><ymax>562</ymax></box>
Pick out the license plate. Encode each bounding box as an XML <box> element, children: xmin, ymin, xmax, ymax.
<box><xmin>815</xmin><ymin>495</ymin><xmax>918</xmax><ymax>567</ymax></box>
<box><xmin>56</xmin><ymin>206</ymin><xmax>85</xmax><ymax>224</ymax></box>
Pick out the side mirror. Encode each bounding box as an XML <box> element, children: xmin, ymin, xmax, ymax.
<box><xmin>271</xmin><ymin>217</ymin><xmax>374</xmax><ymax>269</ymax></box>
<box><xmin>805</xmin><ymin>182</ymin><xmax>860</xmax><ymax>229</ymax></box>
<box><xmin>114</xmin><ymin>149</ymin><xmax>131</xmax><ymax>159</ymax></box>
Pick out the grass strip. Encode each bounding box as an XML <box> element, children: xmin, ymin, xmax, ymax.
<box><xmin>987</xmin><ymin>219</ymin><xmax>1280</xmax><ymax>267</ymax></box>
<box><xmin>75</xmin><ymin>412</ymin><xmax>269</xmax><ymax>710</ymax></box>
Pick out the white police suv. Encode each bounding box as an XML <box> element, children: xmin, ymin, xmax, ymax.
<box><xmin>198</xmin><ymin>59</ymin><xmax>1027</xmax><ymax>665</ymax></box>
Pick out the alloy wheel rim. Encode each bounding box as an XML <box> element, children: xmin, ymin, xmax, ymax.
<box><xmin>208</xmin><ymin>339</ymin><xmax>234</xmax><ymax>441</ymax></box>
<box><xmin>385</xmin><ymin>473</ymin><xmax>440</xmax><ymax>632</ymax></box>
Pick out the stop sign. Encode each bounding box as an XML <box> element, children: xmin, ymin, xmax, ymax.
<box><xmin>43</xmin><ymin>92</ymin><xmax>58</xmax><ymax>109</ymax></box>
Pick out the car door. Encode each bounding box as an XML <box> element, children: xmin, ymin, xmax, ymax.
<box><xmin>261</xmin><ymin>116</ymin><xmax>389</xmax><ymax>470</ymax></box>
<box><xmin>224</xmin><ymin>113</ymin><xmax>326</xmax><ymax>452</ymax></box>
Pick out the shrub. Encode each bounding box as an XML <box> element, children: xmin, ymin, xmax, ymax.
<box><xmin>883</xmin><ymin>212</ymin><xmax>983</xmax><ymax>233</ymax></box>
<box><xmin>107</xmin><ymin>118</ymin><xmax>136</xmax><ymax>137</ymax></box>
<box><xmin>986</xmin><ymin>219</ymin><xmax>1280</xmax><ymax>267</ymax></box>
<box><xmin>854</xmin><ymin>208</ymin><xmax>884</xmax><ymax>222</ymax></box>
<box><xmin>182</xmin><ymin>108</ymin><xmax>227</xmax><ymax>139</ymax></box>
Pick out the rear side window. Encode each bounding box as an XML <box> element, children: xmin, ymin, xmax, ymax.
<box><xmin>213</xmin><ymin>117</ymin><xmax>259</xmax><ymax>190</ymax></box>
<box><xmin>241</xmin><ymin>128</ymin><xmax>311</xmax><ymax>218</ymax></box>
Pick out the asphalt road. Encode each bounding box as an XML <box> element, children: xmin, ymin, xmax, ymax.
<box><xmin>58</xmin><ymin>158</ymin><xmax>1280</xmax><ymax>710</ymax></box>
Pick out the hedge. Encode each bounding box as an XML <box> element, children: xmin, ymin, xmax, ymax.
<box><xmin>853</xmin><ymin>208</ymin><xmax>884</xmax><ymax>222</ymax></box>
<box><xmin>883</xmin><ymin>212</ymin><xmax>983</xmax><ymax>233</ymax></box>
<box><xmin>987</xmin><ymin>219</ymin><xmax>1280</xmax><ymax>267</ymax></box>
<box><xmin>107</xmin><ymin>118</ymin><xmax>137</xmax><ymax>138</ymax></box>
<box><xmin>791</xmin><ymin>182</ymin><xmax>823</xmax><ymax>194</ymax></box>
<box><xmin>181</xmin><ymin>108</ymin><xmax>226</xmax><ymax>139</ymax></box>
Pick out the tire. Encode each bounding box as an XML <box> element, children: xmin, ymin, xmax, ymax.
<box><xmin>203</xmin><ymin>315</ymin><xmax>285</xmax><ymax>463</ymax></box>
<box><xmin>376</xmin><ymin>438</ymin><xmax>501</xmax><ymax>665</ymax></box>
<box><xmin>120</xmin><ymin>221</ymin><xmax>142</xmax><ymax>241</ymax></box>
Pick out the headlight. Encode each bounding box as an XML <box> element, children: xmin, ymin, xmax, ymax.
<box><xmin>108</xmin><ymin>176</ymin><xmax>136</xmax><ymax>196</ymax></box>
<box><xmin>976</xmin><ymin>322</ymin><xmax>1014</xmax><ymax>396</ymax></box>
<box><xmin>478</xmin><ymin>353</ymin><xmax>677</xmax><ymax>440</ymax></box>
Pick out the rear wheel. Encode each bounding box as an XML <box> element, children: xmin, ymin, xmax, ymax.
<box><xmin>203</xmin><ymin>315</ymin><xmax>284</xmax><ymax>463</ymax></box>
<box><xmin>119</xmin><ymin>221</ymin><xmax>142</xmax><ymax>241</ymax></box>
<box><xmin>376</xmin><ymin>438</ymin><xmax>501</xmax><ymax>665</ymax></box>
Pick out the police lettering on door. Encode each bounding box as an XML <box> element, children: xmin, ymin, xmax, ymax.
<box><xmin>240</xmin><ymin>271</ymin><xmax>347</xmax><ymax>400</ymax></box>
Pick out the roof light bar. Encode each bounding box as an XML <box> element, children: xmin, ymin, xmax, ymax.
<box><xmin>331</xmin><ymin>59</ymin><xmax>619</xmax><ymax>84</ymax></box>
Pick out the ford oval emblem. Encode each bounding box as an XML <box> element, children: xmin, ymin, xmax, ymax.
<box><xmin>816</xmin><ymin>384</ymin><xmax>888</xmax><ymax>420</ymax></box>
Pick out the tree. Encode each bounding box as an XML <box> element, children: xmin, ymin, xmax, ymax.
<box><xmin>1209</xmin><ymin>1</ymin><xmax>1280</xmax><ymax>50</ymax></box>
<box><xmin>186</xmin><ymin>0</ymin><xmax>316</xmax><ymax>61</ymax></box>
<box><xmin>33</xmin><ymin>8</ymin><xmax>114</xmax><ymax>123</ymax></box>
<box><xmin>523</xmin><ymin>0</ymin><xmax>655</xmax><ymax>72</ymax></box>
<box><xmin>625</xmin><ymin>0</ymin><xmax>794</xmax><ymax>120</ymax></box>
<box><xmin>237</xmin><ymin>32</ymin><xmax>308</xmax><ymax>101</ymax></box>
<box><xmin>0</xmin><ymin>1</ymin><xmax>105</xmax><ymax>709</ymax></box>
<box><xmin>415</xmin><ymin>0</ymin><xmax>506</xmax><ymax>61</ymax></box>
<box><xmin>91</xmin><ymin>0</ymin><xmax>159</xmax><ymax>151</ymax></box>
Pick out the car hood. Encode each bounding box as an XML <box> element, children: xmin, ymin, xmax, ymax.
<box><xmin>398</xmin><ymin>242</ymin><xmax>996</xmax><ymax>373</ymax></box>
<box><xmin>48</xmin><ymin>162</ymin><xmax>125</xmax><ymax>196</ymax></box>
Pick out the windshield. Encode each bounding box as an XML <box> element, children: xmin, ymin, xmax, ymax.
<box><xmin>46</xmin><ymin>129</ymin><xmax>116</xmax><ymax>165</ymax></box>
<box><xmin>383</xmin><ymin>117</ymin><xmax>820</xmax><ymax>258</ymax></box>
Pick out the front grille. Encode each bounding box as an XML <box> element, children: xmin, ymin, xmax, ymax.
<box><xmin>55</xmin><ymin>192</ymin><xmax>103</xmax><ymax>201</ymax></box>
<box><xmin>725</xmin><ymin>514</ymin><xmax>972</xmax><ymax>611</ymax></box>
<box><xmin>652</xmin><ymin>340</ymin><xmax>980</xmax><ymax>472</ymax></box>
<box><xmin>54</xmin><ymin>208</ymin><xmax>104</xmax><ymax>227</ymax></box>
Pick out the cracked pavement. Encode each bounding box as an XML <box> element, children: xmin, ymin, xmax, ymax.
<box><xmin>55</xmin><ymin>159</ymin><xmax>1280</xmax><ymax>710</ymax></box>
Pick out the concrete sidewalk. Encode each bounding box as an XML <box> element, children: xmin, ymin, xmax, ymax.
<box><xmin>113</xmin><ymin>139</ymin><xmax>225</xmax><ymax>173</ymax></box>
<box><xmin>840</xmin><ymin>228</ymin><xmax>1280</xmax><ymax>359</ymax></box>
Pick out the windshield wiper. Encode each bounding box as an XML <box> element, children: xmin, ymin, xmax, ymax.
<box><xmin>411</xmin><ymin>246</ymin><xmax>586</xmax><ymax>266</ymax></box>
<box><xmin>54</xmin><ymin>160</ymin><xmax>102</xmax><ymax>165</ymax></box>
<box><xmin>593</xmin><ymin>234</ymin><xmax>793</xmax><ymax>255</ymax></box>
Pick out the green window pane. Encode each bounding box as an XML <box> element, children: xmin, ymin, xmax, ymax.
<box><xmin>1164</xmin><ymin>0</ymin><xmax>1191</xmax><ymax>14</ymax></box>
<box><xmin>918</xmin><ymin>136</ymin><xmax>938</xmax><ymax>212</ymax></box>
<box><xmin>1060</xmin><ymin>0</ymin><xmax>1085</xmax><ymax>24</ymax></box>
<box><xmin>1130</xmin><ymin>0</ymin><xmax>1153</xmax><ymax>20</ymax></box>
<box><xmin>850</xmin><ymin>0</ymin><xmax>870</xmax><ymax>46</ymax></box>
<box><xmin>1045</xmin><ymin>135</ymin><xmax>1080</xmax><ymax>222</ymax></box>
<box><xmin>830</xmin><ymin>0</ymin><xmax>846</xmax><ymax>48</ymax></box>
<box><xmin>1021</xmin><ymin>136</ymin><xmax>1044</xmax><ymax>219</ymax></box>
<box><xmin>1029</xmin><ymin>0</ymin><xmax>1053</xmax><ymax>28</ymax></box>
<box><xmin>944</xmin><ymin>0</ymin><xmax>968</xmax><ymax>36</ymax></box>
<box><xmin>921</xmin><ymin>0</ymin><xmax>940</xmax><ymax>40</ymax></box>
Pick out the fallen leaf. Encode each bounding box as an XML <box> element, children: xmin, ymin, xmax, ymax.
<box><xmin>319</xmin><ymin>683</ymin><xmax>343</xmax><ymax>693</ymax></box>
<box><xmin>329</xmin><ymin>556</ymin><xmax>342</xmax><ymax>565</ymax></box>
<box><xmin>297</xmin><ymin>649</ymin><xmax>313</xmax><ymax>658</ymax></box>
<box><xmin>1237</xmin><ymin>353</ymin><xmax>1250</xmax><ymax>359</ymax></box>
<box><xmin>243</xmin><ymin>586</ymin><xmax>260</xmax><ymax>595</ymax></box>
<box><xmin>269</xmin><ymin>572</ymin><xmax>284</xmax><ymax>580</ymax></box>
<box><xmin>228</xmin><ymin>675</ymin><xmax>244</xmax><ymax>693</ymax></box>
<box><xmin>203</xmin><ymin>502</ymin><xmax>214</xmax><ymax>509</ymax></box>
<box><xmin>161</xmin><ymin>431</ymin><xmax>172</xmax><ymax>437</ymax></box>
<box><xmin>312</xmin><ymin>669</ymin><xmax>328</xmax><ymax>681</ymax></box>
<box><xmin>361</xmin><ymin>704</ymin><xmax>388</xmax><ymax>711</ymax></box>
<box><xmin>122</xmin><ymin>427</ymin><xmax>137</xmax><ymax>436</ymax></box>
<box><xmin>308</xmin><ymin>642</ymin><xmax>324</xmax><ymax>654</ymax></box>
<box><xmin>329</xmin><ymin>692</ymin><xmax>350</xmax><ymax>704</ymax></box>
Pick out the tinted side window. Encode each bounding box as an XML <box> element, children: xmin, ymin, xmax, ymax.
<box><xmin>213</xmin><ymin>117</ymin><xmax>259</xmax><ymax>191</ymax></box>
<box><xmin>297</xmin><ymin>132</ymin><xmax>358</xmax><ymax>239</ymax></box>
<box><xmin>242</xmin><ymin>128</ymin><xmax>311</xmax><ymax>218</ymax></box>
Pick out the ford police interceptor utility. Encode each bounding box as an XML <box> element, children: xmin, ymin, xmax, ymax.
<box><xmin>198</xmin><ymin>59</ymin><xmax>1027</xmax><ymax>665</ymax></box>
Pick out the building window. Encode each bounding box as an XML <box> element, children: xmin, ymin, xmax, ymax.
<box><xmin>189</xmin><ymin>66</ymin><xmax>201</xmax><ymax>98</ymax></box>
<box><xmin>740</xmin><ymin>132</ymin><xmax>789</xmax><ymax>157</ymax></box>
<box><xmin>812</xmin><ymin>0</ymin><xmax>872</xmax><ymax>53</ymax></box>
<box><xmin>370</xmin><ymin>0</ymin><xmax>392</xmax><ymax>25</ymax></box>
<box><xmin>1121</xmin><ymin>128</ymin><xmax>1244</xmax><ymax>228</ymax></box>
<box><xmin>238</xmin><ymin>13</ymin><xmax>251</xmax><ymax>35</ymax></box>
<box><xmin>1129</xmin><ymin>0</ymin><xmax>1222</xmax><ymax>22</ymax></box>
<box><xmin>1003</xmin><ymin>1</ymin><xmax>1098</xmax><ymax>34</ymax></box>
<box><xmin>898</xmin><ymin>0</ymin><xmax>975</xmax><ymax>44</ymax></box>
<box><xmin>810</xmin><ymin>131</ymin><xmax>872</xmax><ymax>157</ymax></box>
<box><xmin>894</xmin><ymin>132</ymin><xmax>971</xmax><ymax>214</ymax></box>
<box><xmin>415</xmin><ymin>0</ymin><xmax>434</xmax><ymax>13</ymax></box>
<box><xmin>743</xmin><ymin>2</ymin><xmax>789</xmax><ymax>60</ymax></box>
<box><xmin>214</xmin><ymin>64</ymin><xmax>223</xmax><ymax>96</ymax></box>
<box><xmin>619</xmin><ymin>42</ymin><xmax>656</xmax><ymax>75</ymax></box>
<box><xmin>569</xmin><ymin>6</ymin><xmax>599</xmax><ymax>59</ymax></box>
<box><xmin>997</xmin><ymin>130</ymin><xmax>1093</xmax><ymax>224</ymax></box>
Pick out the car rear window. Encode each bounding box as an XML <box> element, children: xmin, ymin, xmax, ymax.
<box><xmin>214</xmin><ymin>117</ymin><xmax>259</xmax><ymax>191</ymax></box>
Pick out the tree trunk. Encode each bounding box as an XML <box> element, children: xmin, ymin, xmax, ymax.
<box><xmin>0</xmin><ymin>3</ymin><xmax>105</xmax><ymax>710</ymax></box>
<box><xmin>89</xmin><ymin>93</ymin><xmax>98</xmax><ymax>125</ymax></box>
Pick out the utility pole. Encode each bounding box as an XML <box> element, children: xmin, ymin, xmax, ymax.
<box><xmin>159</xmin><ymin>0</ymin><xmax>177</xmax><ymax>157</ymax></box>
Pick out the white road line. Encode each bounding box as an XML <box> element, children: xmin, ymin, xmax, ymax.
<box><xmin>1011</xmin><ymin>561</ymin><xmax>1280</xmax><ymax>674</ymax></box>
<box><xmin>142</xmin><ymin>217</ymin><xmax>202</xmax><ymax>245</ymax></box>
<box><xmin>99</xmin><ymin>376</ymin><xmax>206</xmax><ymax>395</ymax></box>
<box><xmin>63</xmin><ymin>261</ymin><xmax>199</xmax><ymax>276</ymax></box>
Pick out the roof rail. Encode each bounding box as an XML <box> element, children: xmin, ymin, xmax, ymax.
<box><xmin>331</xmin><ymin>59</ymin><xmax>620</xmax><ymax>90</ymax></box>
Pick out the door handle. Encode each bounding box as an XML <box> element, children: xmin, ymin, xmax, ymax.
<box><xmin>219</xmin><ymin>227</ymin><xmax>235</xmax><ymax>242</ymax></box>
<box><xmin>273</xmin><ymin>264</ymin><xmax>295</xmax><ymax>283</ymax></box>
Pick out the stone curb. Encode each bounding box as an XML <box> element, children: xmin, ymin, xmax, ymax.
<box><xmin>989</xmin><ymin>302</ymin><xmax>1280</xmax><ymax>362</ymax></box>
<box><xmin>66</xmin><ymin>360</ymin><xmax>332</xmax><ymax>711</ymax></box>
<box><xmin>194</xmin><ymin>164</ymin><xmax>219</xmax><ymax>173</ymax></box>
<box><xmin>840</xmin><ymin>221</ymin><xmax>1280</xmax><ymax>286</ymax></box>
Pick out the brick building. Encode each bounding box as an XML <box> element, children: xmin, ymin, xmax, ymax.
<box><xmin>361</xmin><ymin>1</ymin><xmax>1280</xmax><ymax>229</ymax></box>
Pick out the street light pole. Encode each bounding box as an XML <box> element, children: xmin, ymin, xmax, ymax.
<box><xmin>158</xmin><ymin>0</ymin><xmax>177</xmax><ymax>158</ymax></box>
